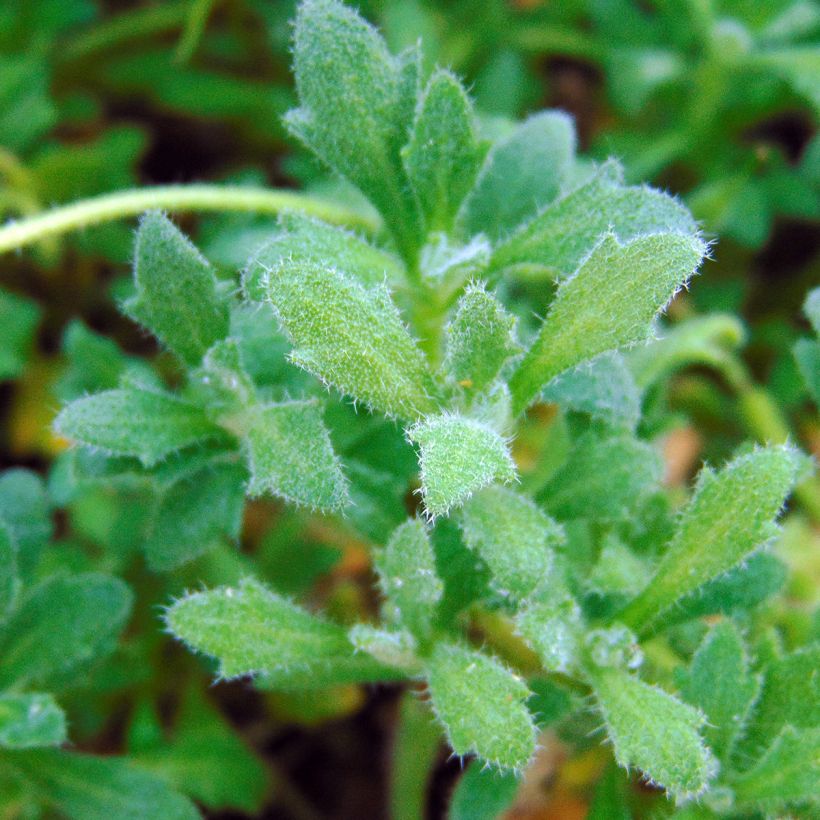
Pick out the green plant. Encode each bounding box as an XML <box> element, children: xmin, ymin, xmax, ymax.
<box><xmin>1</xmin><ymin>1</ymin><xmax>818</xmax><ymax>817</ymax></box>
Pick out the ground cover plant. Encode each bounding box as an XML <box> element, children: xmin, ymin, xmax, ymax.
<box><xmin>0</xmin><ymin>1</ymin><xmax>818</xmax><ymax>818</ymax></box>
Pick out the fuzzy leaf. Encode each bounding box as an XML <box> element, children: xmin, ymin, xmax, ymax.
<box><xmin>460</xmin><ymin>111</ymin><xmax>575</xmax><ymax>240</ymax></box>
<box><xmin>126</xmin><ymin>211</ymin><xmax>229</xmax><ymax>366</ymax></box>
<box><xmin>0</xmin><ymin>287</ymin><xmax>40</xmax><ymax>380</ymax></box>
<box><xmin>243</xmin><ymin>401</ymin><xmax>348</xmax><ymax>511</ymax></box>
<box><xmin>402</xmin><ymin>70</ymin><xmax>485</xmax><ymax>234</ymax></box>
<box><xmin>375</xmin><ymin>519</ymin><xmax>443</xmax><ymax>641</ymax></box>
<box><xmin>407</xmin><ymin>414</ymin><xmax>516</xmax><ymax>518</ymax></box>
<box><xmin>515</xmin><ymin>593</ymin><xmax>584</xmax><ymax>673</ymax></box>
<box><xmin>0</xmin><ymin>573</ymin><xmax>132</xmax><ymax>690</ymax></box>
<box><xmin>444</xmin><ymin>284</ymin><xmax>519</xmax><ymax>396</ymax></box>
<box><xmin>0</xmin><ymin>693</ymin><xmax>66</xmax><ymax>749</ymax></box>
<box><xmin>590</xmin><ymin>667</ymin><xmax>716</xmax><ymax>800</ymax></box>
<box><xmin>55</xmin><ymin>386</ymin><xmax>226</xmax><ymax>467</ymax></box>
<box><xmin>348</xmin><ymin>625</ymin><xmax>419</xmax><ymax>671</ymax></box>
<box><xmin>0</xmin><ymin>469</ymin><xmax>52</xmax><ymax>579</ymax></box>
<box><xmin>676</xmin><ymin>622</ymin><xmax>759</xmax><ymax>760</ymax></box>
<box><xmin>621</xmin><ymin>446</ymin><xmax>800</xmax><ymax>633</ymax></box>
<box><xmin>0</xmin><ymin>525</ymin><xmax>18</xmax><ymax>621</ymax></box>
<box><xmin>459</xmin><ymin>486</ymin><xmax>562</xmax><ymax>600</ymax></box>
<box><xmin>426</xmin><ymin>642</ymin><xmax>535</xmax><ymax>771</ymax></box>
<box><xmin>509</xmin><ymin>232</ymin><xmax>706</xmax><ymax>414</ymax></box>
<box><xmin>252</xmin><ymin>256</ymin><xmax>436</xmax><ymax>419</ymax></box>
<box><xmin>490</xmin><ymin>162</ymin><xmax>697</xmax><ymax>278</ymax></box>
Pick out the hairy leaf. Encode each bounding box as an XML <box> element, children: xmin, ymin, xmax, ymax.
<box><xmin>0</xmin><ymin>469</ymin><xmax>52</xmax><ymax>580</ymax></box>
<box><xmin>515</xmin><ymin>593</ymin><xmax>584</xmax><ymax>673</ymax></box>
<box><xmin>0</xmin><ymin>693</ymin><xmax>66</xmax><ymax>749</ymax></box>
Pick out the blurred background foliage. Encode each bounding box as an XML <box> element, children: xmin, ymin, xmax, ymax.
<box><xmin>0</xmin><ymin>1</ymin><xmax>817</xmax><ymax>818</ymax></box>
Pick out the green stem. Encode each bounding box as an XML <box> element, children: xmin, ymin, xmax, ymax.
<box><xmin>0</xmin><ymin>185</ymin><xmax>379</xmax><ymax>256</ymax></box>
<box><xmin>175</xmin><ymin>0</ymin><xmax>218</xmax><ymax>64</ymax></box>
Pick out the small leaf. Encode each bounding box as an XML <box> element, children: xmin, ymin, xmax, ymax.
<box><xmin>620</xmin><ymin>446</ymin><xmax>800</xmax><ymax>633</ymax></box>
<box><xmin>0</xmin><ymin>469</ymin><xmax>52</xmax><ymax>580</ymax></box>
<box><xmin>126</xmin><ymin>211</ymin><xmax>229</xmax><ymax>366</ymax></box>
<box><xmin>675</xmin><ymin>621</ymin><xmax>759</xmax><ymax>760</ymax></box>
<box><xmin>589</xmin><ymin>666</ymin><xmax>716</xmax><ymax>801</ymax></box>
<box><xmin>253</xmin><ymin>256</ymin><xmax>437</xmax><ymax>419</ymax></box>
<box><xmin>444</xmin><ymin>284</ymin><xmax>520</xmax><ymax>397</ymax></box>
<box><xmin>794</xmin><ymin>338</ymin><xmax>820</xmax><ymax>402</ymax></box>
<box><xmin>402</xmin><ymin>70</ymin><xmax>485</xmax><ymax>234</ymax></box>
<box><xmin>55</xmin><ymin>386</ymin><xmax>227</xmax><ymax>467</ymax></box>
<box><xmin>509</xmin><ymin>232</ymin><xmax>706</xmax><ymax>414</ymax></box>
<box><xmin>375</xmin><ymin>519</ymin><xmax>443</xmax><ymax>642</ymax></box>
<box><xmin>459</xmin><ymin>486</ymin><xmax>562</xmax><ymax>600</ymax></box>
<box><xmin>804</xmin><ymin>286</ymin><xmax>820</xmax><ymax>334</ymax></box>
<box><xmin>0</xmin><ymin>573</ymin><xmax>132</xmax><ymax>690</ymax></box>
<box><xmin>348</xmin><ymin>624</ymin><xmax>419</xmax><ymax>671</ymax></box>
<box><xmin>0</xmin><ymin>287</ymin><xmax>40</xmax><ymax>381</ymax></box>
<box><xmin>243</xmin><ymin>401</ymin><xmax>348</xmax><ymax>512</ymax></box>
<box><xmin>0</xmin><ymin>693</ymin><xmax>66</xmax><ymax>749</ymax></box>
<box><xmin>460</xmin><ymin>111</ymin><xmax>575</xmax><ymax>240</ymax></box>
<box><xmin>407</xmin><ymin>414</ymin><xmax>516</xmax><ymax>518</ymax></box>
<box><xmin>448</xmin><ymin>761</ymin><xmax>519</xmax><ymax>820</ymax></box>
<box><xmin>515</xmin><ymin>593</ymin><xmax>584</xmax><ymax>673</ymax></box>
<box><xmin>426</xmin><ymin>642</ymin><xmax>535</xmax><ymax>771</ymax></box>
<box><xmin>0</xmin><ymin>524</ymin><xmax>19</xmax><ymax>620</ymax></box>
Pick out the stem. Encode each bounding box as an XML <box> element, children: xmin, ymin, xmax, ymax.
<box><xmin>0</xmin><ymin>185</ymin><xmax>379</xmax><ymax>256</ymax></box>
<box><xmin>175</xmin><ymin>0</ymin><xmax>217</xmax><ymax>64</ymax></box>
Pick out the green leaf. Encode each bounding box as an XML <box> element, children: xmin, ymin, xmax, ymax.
<box><xmin>460</xmin><ymin>111</ymin><xmax>575</xmax><ymax>241</ymax></box>
<box><xmin>126</xmin><ymin>211</ymin><xmax>230</xmax><ymax>366</ymax></box>
<box><xmin>675</xmin><ymin>621</ymin><xmax>760</xmax><ymax>760</ymax></box>
<box><xmin>0</xmin><ymin>693</ymin><xmax>66</xmax><ymax>749</ymax></box>
<box><xmin>375</xmin><ymin>519</ymin><xmax>443</xmax><ymax>642</ymax></box>
<box><xmin>444</xmin><ymin>284</ymin><xmax>520</xmax><ymax>397</ymax></box>
<box><xmin>804</xmin><ymin>286</ymin><xmax>820</xmax><ymax>334</ymax></box>
<box><xmin>251</xmin><ymin>256</ymin><xmax>437</xmax><ymax>419</ymax></box>
<box><xmin>794</xmin><ymin>338</ymin><xmax>820</xmax><ymax>402</ymax></box>
<box><xmin>459</xmin><ymin>486</ymin><xmax>562</xmax><ymax>600</ymax></box>
<box><xmin>0</xmin><ymin>287</ymin><xmax>40</xmax><ymax>381</ymax></box>
<box><xmin>509</xmin><ymin>232</ymin><xmax>706</xmax><ymax>414</ymax></box>
<box><xmin>755</xmin><ymin>46</ymin><xmax>820</xmax><ymax>113</ymax></box>
<box><xmin>402</xmin><ymin>70</ymin><xmax>485</xmax><ymax>234</ymax></box>
<box><xmin>348</xmin><ymin>624</ymin><xmax>420</xmax><ymax>671</ymax></box>
<box><xmin>10</xmin><ymin>749</ymin><xmax>199</xmax><ymax>820</ymax></box>
<box><xmin>621</xmin><ymin>446</ymin><xmax>800</xmax><ymax>634</ymax></box>
<box><xmin>515</xmin><ymin>593</ymin><xmax>584</xmax><ymax>673</ymax></box>
<box><xmin>426</xmin><ymin>642</ymin><xmax>535</xmax><ymax>771</ymax></box>
<box><xmin>0</xmin><ymin>524</ymin><xmax>18</xmax><ymax>621</ymax></box>
<box><xmin>286</xmin><ymin>0</ymin><xmax>421</xmax><ymax>259</ymax></box>
<box><xmin>490</xmin><ymin>162</ymin><xmax>697</xmax><ymax>278</ymax></box>
<box><xmin>55</xmin><ymin>386</ymin><xmax>227</xmax><ymax>467</ymax></box>
<box><xmin>0</xmin><ymin>573</ymin><xmax>132</xmax><ymax>690</ymax></box>
<box><xmin>407</xmin><ymin>414</ymin><xmax>516</xmax><ymax>518</ymax></box>
<box><xmin>587</xmin><ymin>763</ymin><xmax>633</xmax><ymax>820</ymax></box>
<box><xmin>589</xmin><ymin>667</ymin><xmax>716</xmax><ymax>801</ymax></box>
<box><xmin>448</xmin><ymin>762</ymin><xmax>519</xmax><ymax>820</ymax></box>
<box><xmin>0</xmin><ymin>469</ymin><xmax>52</xmax><ymax>580</ymax></box>
<box><xmin>731</xmin><ymin>726</ymin><xmax>820</xmax><ymax>809</ymax></box>
<box><xmin>166</xmin><ymin>577</ymin><xmax>397</xmax><ymax>682</ymax></box>
<box><xmin>243</xmin><ymin>401</ymin><xmax>348</xmax><ymax>511</ymax></box>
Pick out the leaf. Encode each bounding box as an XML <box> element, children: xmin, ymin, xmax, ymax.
<box><xmin>0</xmin><ymin>287</ymin><xmax>40</xmax><ymax>381</ymax></box>
<box><xmin>515</xmin><ymin>593</ymin><xmax>584</xmax><ymax>674</ymax></box>
<box><xmin>0</xmin><ymin>470</ymin><xmax>52</xmax><ymax>580</ymax></box>
<box><xmin>804</xmin><ymin>286</ymin><xmax>820</xmax><ymax>334</ymax></box>
<box><xmin>0</xmin><ymin>693</ymin><xmax>66</xmax><ymax>749</ymax></box>
<box><xmin>252</xmin><ymin>256</ymin><xmax>437</xmax><ymax>419</ymax></box>
<box><xmin>407</xmin><ymin>414</ymin><xmax>516</xmax><ymax>518</ymax></box>
<box><xmin>0</xmin><ymin>524</ymin><xmax>19</xmax><ymax>621</ymax></box>
<box><xmin>675</xmin><ymin>621</ymin><xmax>760</xmax><ymax>759</ymax></box>
<box><xmin>286</xmin><ymin>0</ymin><xmax>421</xmax><ymax>259</ymax></box>
<box><xmin>509</xmin><ymin>232</ymin><xmax>706</xmax><ymax>414</ymax></box>
<box><xmin>589</xmin><ymin>667</ymin><xmax>716</xmax><ymax>801</ymax></box>
<box><xmin>0</xmin><ymin>573</ymin><xmax>132</xmax><ymax>690</ymax></box>
<box><xmin>794</xmin><ymin>338</ymin><xmax>820</xmax><ymax>402</ymax></box>
<box><xmin>402</xmin><ymin>69</ymin><xmax>485</xmax><ymax>234</ymax></box>
<box><xmin>444</xmin><ymin>284</ymin><xmax>520</xmax><ymax>397</ymax></box>
<box><xmin>620</xmin><ymin>446</ymin><xmax>800</xmax><ymax>634</ymax></box>
<box><xmin>448</xmin><ymin>762</ymin><xmax>519</xmax><ymax>820</ymax></box>
<box><xmin>55</xmin><ymin>386</ymin><xmax>227</xmax><ymax>467</ymax></box>
<box><xmin>490</xmin><ymin>162</ymin><xmax>697</xmax><ymax>278</ymax></box>
<box><xmin>243</xmin><ymin>400</ymin><xmax>348</xmax><ymax>511</ymax></box>
<box><xmin>459</xmin><ymin>486</ymin><xmax>562</xmax><ymax>600</ymax></box>
<box><xmin>460</xmin><ymin>111</ymin><xmax>575</xmax><ymax>241</ymax></box>
<box><xmin>755</xmin><ymin>46</ymin><xmax>820</xmax><ymax>113</ymax></box>
<box><xmin>166</xmin><ymin>577</ymin><xmax>397</xmax><ymax>682</ymax></box>
<box><xmin>375</xmin><ymin>519</ymin><xmax>443</xmax><ymax>642</ymax></box>
<box><xmin>348</xmin><ymin>624</ymin><xmax>419</xmax><ymax>671</ymax></box>
<box><xmin>126</xmin><ymin>211</ymin><xmax>230</xmax><ymax>366</ymax></box>
<box><xmin>10</xmin><ymin>749</ymin><xmax>199</xmax><ymax>820</ymax></box>
<box><xmin>426</xmin><ymin>642</ymin><xmax>535</xmax><ymax>771</ymax></box>
<box><xmin>731</xmin><ymin>726</ymin><xmax>820</xmax><ymax>809</ymax></box>
<box><xmin>587</xmin><ymin>763</ymin><xmax>633</xmax><ymax>820</ymax></box>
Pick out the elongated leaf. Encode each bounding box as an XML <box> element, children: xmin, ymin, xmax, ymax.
<box><xmin>127</xmin><ymin>211</ymin><xmax>229</xmax><ymax>366</ymax></box>
<box><xmin>243</xmin><ymin>401</ymin><xmax>348</xmax><ymax>511</ymax></box>
<box><xmin>459</xmin><ymin>486</ymin><xmax>562</xmax><ymax>600</ymax></box>
<box><xmin>509</xmin><ymin>232</ymin><xmax>706</xmax><ymax>414</ymax></box>
<box><xmin>0</xmin><ymin>525</ymin><xmax>18</xmax><ymax>620</ymax></box>
<box><xmin>426</xmin><ymin>642</ymin><xmax>535</xmax><ymax>771</ymax></box>
<box><xmin>407</xmin><ymin>414</ymin><xmax>516</xmax><ymax>518</ymax></box>
<box><xmin>0</xmin><ymin>693</ymin><xmax>66</xmax><ymax>749</ymax></box>
<box><xmin>460</xmin><ymin>111</ymin><xmax>575</xmax><ymax>240</ymax></box>
<box><xmin>10</xmin><ymin>749</ymin><xmax>199</xmax><ymax>820</ymax></box>
<box><xmin>402</xmin><ymin>70</ymin><xmax>485</xmax><ymax>234</ymax></box>
<box><xmin>0</xmin><ymin>573</ymin><xmax>132</xmax><ymax>690</ymax></box>
<box><xmin>794</xmin><ymin>338</ymin><xmax>820</xmax><ymax>401</ymax></box>
<box><xmin>0</xmin><ymin>469</ymin><xmax>52</xmax><ymax>580</ymax></box>
<box><xmin>253</xmin><ymin>257</ymin><xmax>436</xmax><ymax>419</ymax></box>
<box><xmin>621</xmin><ymin>446</ymin><xmax>799</xmax><ymax>633</ymax></box>
<box><xmin>0</xmin><ymin>287</ymin><xmax>40</xmax><ymax>381</ymax></box>
<box><xmin>55</xmin><ymin>386</ymin><xmax>226</xmax><ymax>466</ymax></box>
<box><xmin>590</xmin><ymin>667</ymin><xmax>716</xmax><ymax>800</ymax></box>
